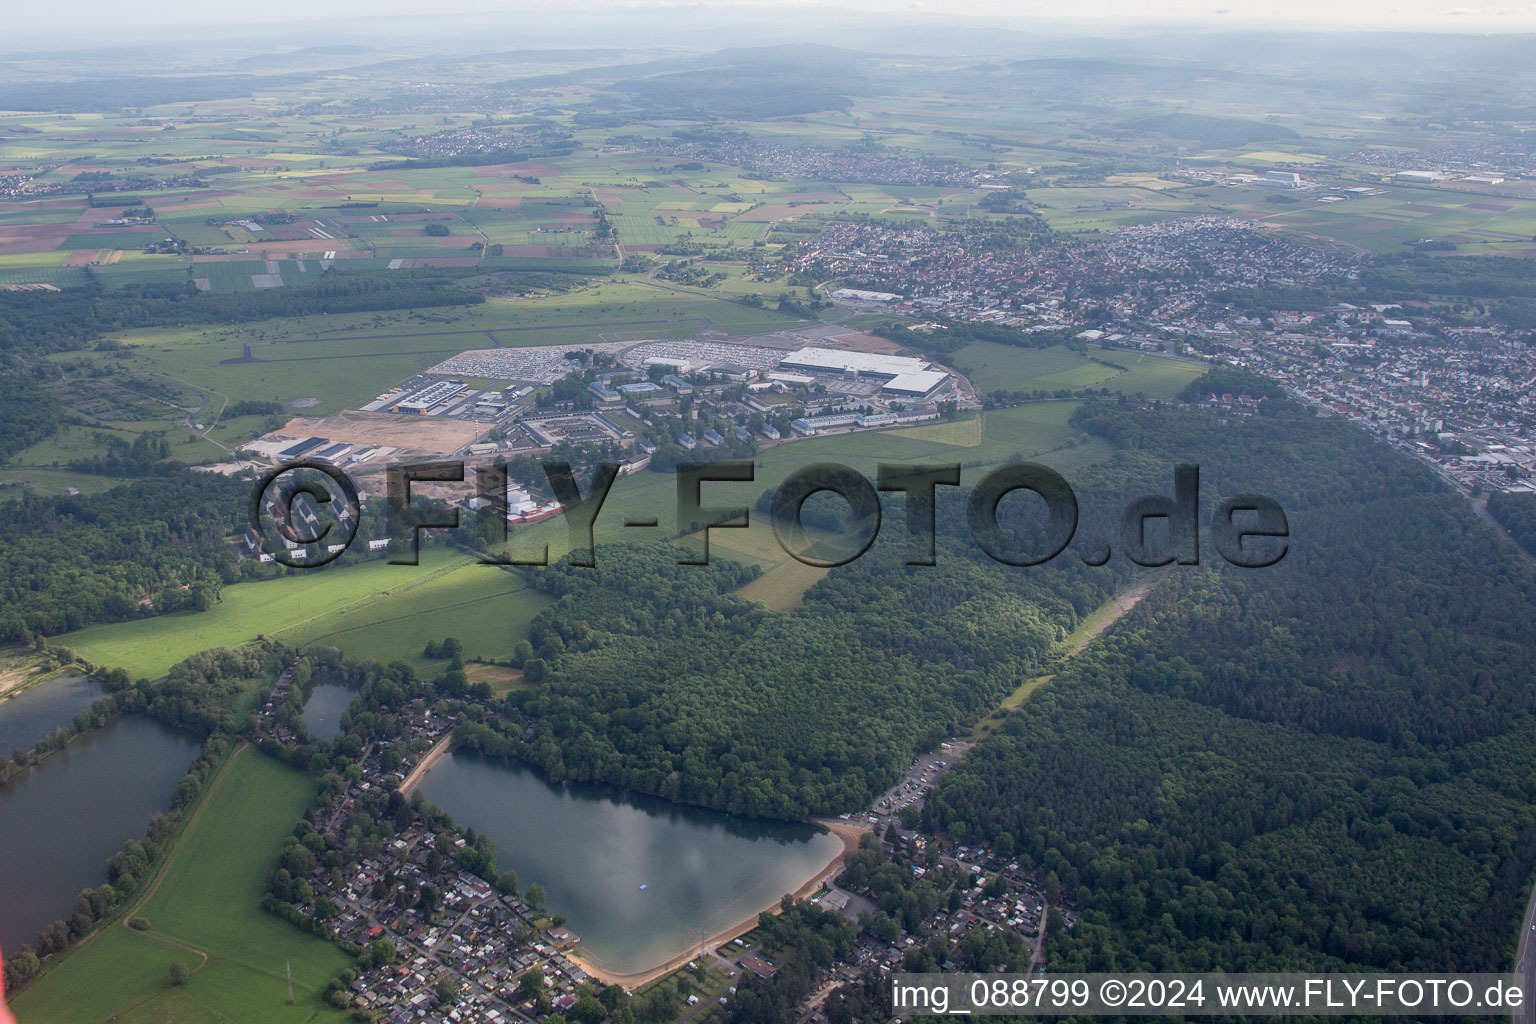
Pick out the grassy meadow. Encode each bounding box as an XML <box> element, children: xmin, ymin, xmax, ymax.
<box><xmin>12</xmin><ymin>746</ymin><xmax>351</xmax><ymax>1024</ymax></box>
<box><xmin>56</xmin><ymin>548</ymin><xmax>549</xmax><ymax>679</ymax></box>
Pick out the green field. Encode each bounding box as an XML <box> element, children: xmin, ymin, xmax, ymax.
<box><xmin>0</xmin><ymin>466</ymin><xmax>132</xmax><ymax>497</ymax></box>
<box><xmin>59</xmin><ymin>232</ymin><xmax>168</xmax><ymax>250</ymax></box>
<box><xmin>0</xmin><ymin>266</ymin><xmax>92</xmax><ymax>288</ymax></box>
<box><xmin>12</xmin><ymin>746</ymin><xmax>352</xmax><ymax>1024</ymax></box>
<box><xmin>278</xmin><ymin>561</ymin><xmax>554</xmax><ymax>670</ymax></box>
<box><xmin>55</xmin><ymin>549</ymin><xmax>549</xmax><ymax>679</ymax></box>
<box><xmin>948</xmin><ymin>341</ymin><xmax>1203</xmax><ymax>399</ymax></box>
<box><xmin>1097</xmin><ymin>350</ymin><xmax>1206</xmax><ymax>399</ymax></box>
<box><xmin>950</xmin><ymin>342</ymin><xmax>1117</xmax><ymax>392</ymax></box>
<box><xmin>713</xmin><ymin>523</ymin><xmax>830</xmax><ymax>612</ymax></box>
<box><xmin>1251</xmin><ymin>186</ymin><xmax>1536</xmax><ymax>255</ymax></box>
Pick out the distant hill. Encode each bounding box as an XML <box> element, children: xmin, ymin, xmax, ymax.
<box><xmin>0</xmin><ymin>74</ymin><xmax>311</xmax><ymax>113</ymax></box>
<box><xmin>601</xmin><ymin>46</ymin><xmax>873</xmax><ymax>119</ymax></box>
<box><xmin>1123</xmin><ymin>112</ymin><xmax>1300</xmax><ymax>147</ymax></box>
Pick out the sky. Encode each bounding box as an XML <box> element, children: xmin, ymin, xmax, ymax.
<box><xmin>4</xmin><ymin>0</ymin><xmax>1535</xmax><ymax>36</ymax></box>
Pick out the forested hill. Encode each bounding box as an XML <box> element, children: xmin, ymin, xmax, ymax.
<box><xmin>925</xmin><ymin>401</ymin><xmax>1536</xmax><ymax>974</ymax></box>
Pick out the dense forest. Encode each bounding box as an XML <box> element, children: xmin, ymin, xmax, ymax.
<box><xmin>923</xmin><ymin>399</ymin><xmax>1536</xmax><ymax>974</ymax></box>
<box><xmin>1488</xmin><ymin>490</ymin><xmax>1536</xmax><ymax>559</ymax></box>
<box><xmin>0</xmin><ymin>372</ymin><xmax>64</xmax><ymax>462</ymax></box>
<box><xmin>446</xmin><ymin>380</ymin><xmax>1536</xmax><ymax>975</ymax></box>
<box><xmin>0</xmin><ymin>471</ymin><xmax>256</xmax><ymax>641</ymax></box>
<box><xmin>451</xmin><ymin>532</ymin><xmax>1121</xmax><ymax>818</ymax></box>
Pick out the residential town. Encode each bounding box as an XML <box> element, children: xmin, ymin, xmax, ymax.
<box><xmin>619</xmin><ymin>132</ymin><xmax>1003</xmax><ymax>189</ymax></box>
<box><xmin>791</xmin><ymin>218</ymin><xmax>1535</xmax><ymax>494</ymax></box>
<box><xmin>1222</xmin><ymin>315</ymin><xmax>1536</xmax><ymax>493</ymax></box>
<box><xmin>795</xmin><ymin>218</ymin><xmax>1361</xmax><ymax>330</ymax></box>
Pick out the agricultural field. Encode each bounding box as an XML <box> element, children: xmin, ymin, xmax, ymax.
<box><xmin>0</xmin><ymin>116</ymin><xmax>984</xmax><ymax>291</ymax></box>
<box><xmin>1026</xmin><ymin>183</ymin><xmax>1231</xmax><ymax>234</ymax></box>
<box><xmin>11</xmin><ymin>746</ymin><xmax>351</xmax><ymax>1024</ymax></box>
<box><xmin>1251</xmin><ymin>186</ymin><xmax>1536</xmax><ymax>255</ymax></box>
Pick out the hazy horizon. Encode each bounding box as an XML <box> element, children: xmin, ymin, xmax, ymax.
<box><xmin>2</xmin><ymin>0</ymin><xmax>1534</xmax><ymax>53</ymax></box>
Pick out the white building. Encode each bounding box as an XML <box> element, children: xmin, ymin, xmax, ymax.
<box><xmin>830</xmin><ymin>288</ymin><xmax>902</xmax><ymax>303</ymax></box>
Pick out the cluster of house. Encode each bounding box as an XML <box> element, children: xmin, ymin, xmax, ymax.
<box><xmin>334</xmin><ymin>843</ymin><xmax>595</xmax><ymax>1024</ymax></box>
<box><xmin>2</xmin><ymin>169</ymin><xmax>208</xmax><ymax>198</ymax></box>
<box><xmin>794</xmin><ymin>218</ymin><xmax>1357</xmax><ymax>333</ymax></box>
<box><xmin>0</xmin><ymin>172</ymin><xmax>35</xmax><ymax>198</ymax></box>
<box><xmin>253</xmin><ymin>685</ymin><xmax>602</xmax><ymax>1023</ymax></box>
<box><xmin>789</xmin><ymin>213</ymin><xmax>1535</xmax><ymax>500</ymax></box>
<box><xmin>378</xmin><ymin>125</ymin><xmax>569</xmax><ymax>161</ymax></box>
<box><xmin>801</xmin><ymin>820</ymin><xmax>1065</xmax><ymax>1009</ymax></box>
<box><xmin>1342</xmin><ymin>143</ymin><xmax>1535</xmax><ymax>181</ymax></box>
<box><xmin>1214</xmin><ymin>306</ymin><xmax>1535</xmax><ymax>494</ymax></box>
<box><xmin>616</xmin><ymin>131</ymin><xmax>1000</xmax><ymax>188</ymax></box>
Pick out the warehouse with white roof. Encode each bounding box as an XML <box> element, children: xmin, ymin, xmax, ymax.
<box><xmin>778</xmin><ymin>347</ymin><xmax>950</xmax><ymax>398</ymax></box>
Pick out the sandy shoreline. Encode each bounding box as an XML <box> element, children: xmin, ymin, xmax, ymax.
<box><xmin>0</xmin><ymin>656</ymin><xmax>66</xmax><ymax>703</ymax></box>
<box><xmin>397</xmin><ymin>733</ymin><xmax>453</xmax><ymax>797</ymax></box>
<box><xmin>565</xmin><ymin>818</ymin><xmax>870</xmax><ymax>990</ymax></box>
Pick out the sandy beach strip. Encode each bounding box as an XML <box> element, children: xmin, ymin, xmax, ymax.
<box><xmin>397</xmin><ymin>733</ymin><xmax>453</xmax><ymax>796</ymax></box>
<box><xmin>564</xmin><ymin>818</ymin><xmax>871</xmax><ymax>990</ymax></box>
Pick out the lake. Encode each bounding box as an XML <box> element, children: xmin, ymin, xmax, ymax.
<box><xmin>0</xmin><ymin>716</ymin><xmax>202</xmax><ymax>951</ymax></box>
<box><xmin>418</xmin><ymin>752</ymin><xmax>844</xmax><ymax>977</ymax></box>
<box><xmin>0</xmin><ymin>675</ymin><xmax>102</xmax><ymax>759</ymax></box>
<box><xmin>301</xmin><ymin>681</ymin><xmax>356</xmax><ymax>741</ymax></box>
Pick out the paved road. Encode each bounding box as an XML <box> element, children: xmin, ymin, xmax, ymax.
<box><xmin>1468</xmin><ymin>495</ymin><xmax>1536</xmax><ymax>568</ymax></box>
<box><xmin>1515</xmin><ymin>892</ymin><xmax>1536</xmax><ymax>1024</ymax></box>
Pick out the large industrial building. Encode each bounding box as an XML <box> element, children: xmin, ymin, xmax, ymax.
<box><xmin>394</xmin><ymin>380</ymin><xmax>468</xmax><ymax>415</ymax></box>
<box><xmin>277</xmin><ymin>436</ymin><xmax>328</xmax><ymax>461</ymax></box>
<box><xmin>778</xmin><ymin>347</ymin><xmax>950</xmax><ymax>398</ymax></box>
